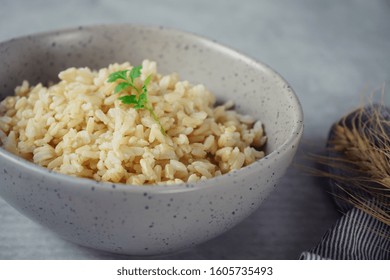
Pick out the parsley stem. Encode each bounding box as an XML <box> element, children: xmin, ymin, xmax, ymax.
<box><xmin>132</xmin><ymin>84</ymin><xmax>141</xmax><ymax>95</ymax></box>
<box><xmin>146</xmin><ymin>105</ymin><xmax>166</xmax><ymax>135</ymax></box>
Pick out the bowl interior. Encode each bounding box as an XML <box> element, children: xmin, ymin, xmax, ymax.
<box><xmin>0</xmin><ymin>24</ymin><xmax>302</xmax><ymax>157</ymax></box>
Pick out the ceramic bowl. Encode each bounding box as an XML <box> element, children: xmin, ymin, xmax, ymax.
<box><xmin>0</xmin><ymin>24</ymin><xmax>303</xmax><ymax>255</ymax></box>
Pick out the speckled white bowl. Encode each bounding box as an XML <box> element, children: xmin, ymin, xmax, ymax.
<box><xmin>0</xmin><ymin>24</ymin><xmax>303</xmax><ymax>255</ymax></box>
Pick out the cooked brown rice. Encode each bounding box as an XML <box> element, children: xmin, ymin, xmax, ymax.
<box><xmin>0</xmin><ymin>60</ymin><xmax>266</xmax><ymax>185</ymax></box>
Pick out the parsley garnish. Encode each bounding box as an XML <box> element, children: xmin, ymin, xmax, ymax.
<box><xmin>107</xmin><ymin>65</ymin><xmax>165</xmax><ymax>134</ymax></box>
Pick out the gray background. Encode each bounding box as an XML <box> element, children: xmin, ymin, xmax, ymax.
<box><xmin>0</xmin><ymin>0</ymin><xmax>389</xmax><ymax>259</ymax></box>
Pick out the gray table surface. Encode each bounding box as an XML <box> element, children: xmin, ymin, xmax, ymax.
<box><xmin>0</xmin><ymin>0</ymin><xmax>389</xmax><ymax>260</ymax></box>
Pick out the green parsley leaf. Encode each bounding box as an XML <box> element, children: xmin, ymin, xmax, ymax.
<box><xmin>144</xmin><ymin>74</ymin><xmax>152</xmax><ymax>87</ymax></box>
<box><xmin>142</xmin><ymin>75</ymin><xmax>152</xmax><ymax>94</ymax></box>
<box><xmin>115</xmin><ymin>82</ymin><xmax>130</xmax><ymax>94</ymax></box>
<box><xmin>107</xmin><ymin>70</ymin><xmax>129</xmax><ymax>83</ymax></box>
<box><xmin>118</xmin><ymin>95</ymin><xmax>138</xmax><ymax>105</ymax></box>
<box><xmin>129</xmin><ymin>65</ymin><xmax>142</xmax><ymax>82</ymax></box>
<box><xmin>138</xmin><ymin>93</ymin><xmax>147</xmax><ymax>106</ymax></box>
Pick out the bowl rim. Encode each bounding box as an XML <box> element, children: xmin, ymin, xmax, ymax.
<box><xmin>0</xmin><ymin>23</ymin><xmax>304</xmax><ymax>194</ymax></box>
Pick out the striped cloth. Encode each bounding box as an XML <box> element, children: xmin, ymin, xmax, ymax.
<box><xmin>301</xmin><ymin>105</ymin><xmax>390</xmax><ymax>260</ymax></box>
<box><xmin>300</xmin><ymin>201</ymin><xmax>390</xmax><ymax>260</ymax></box>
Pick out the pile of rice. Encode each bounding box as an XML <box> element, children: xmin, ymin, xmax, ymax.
<box><xmin>0</xmin><ymin>60</ymin><xmax>266</xmax><ymax>185</ymax></box>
